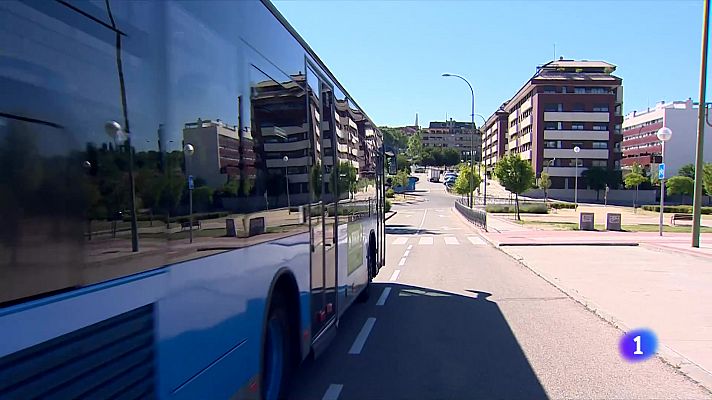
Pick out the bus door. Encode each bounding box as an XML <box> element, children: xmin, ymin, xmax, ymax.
<box><xmin>307</xmin><ymin>66</ymin><xmax>338</xmax><ymax>339</ymax></box>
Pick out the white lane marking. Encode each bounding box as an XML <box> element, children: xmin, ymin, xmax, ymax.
<box><xmin>348</xmin><ymin>317</ymin><xmax>376</xmax><ymax>355</ymax></box>
<box><xmin>468</xmin><ymin>236</ymin><xmax>485</xmax><ymax>245</ymax></box>
<box><xmin>444</xmin><ymin>236</ymin><xmax>460</xmax><ymax>245</ymax></box>
<box><xmin>389</xmin><ymin>270</ymin><xmax>401</xmax><ymax>281</ymax></box>
<box><xmin>376</xmin><ymin>287</ymin><xmax>392</xmax><ymax>306</ymax></box>
<box><xmin>403</xmin><ymin>250</ymin><xmax>410</xmax><ymax>257</ymax></box>
<box><xmin>419</xmin><ymin>236</ymin><xmax>433</xmax><ymax>245</ymax></box>
<box><xmin>438</xmin><ymin>215</ymin><xmax>446</xmax><ymax>218</ymax></box>
<box><xmin>416</xmin><ymin>209</ymin><xmax>428</xmax><ymax>234</ymax></box>
<box><xmin>398</xmin><ymin>257</ymin><xmax>406</xmax><ymax>266</ymax></box>
<box><xmin>407</xmin><ymin>244</ymin><xmax>413</xmax><ymax>250</ymax></box>
<box><xmin>392</xmin><ymin>237</ymin><xmax>407</xmax><ymax>245</ymax></box>
<box><xmin>322</xmin><ymin>384</ymin><xmax>344</xmax><ymax>400</ymax></box>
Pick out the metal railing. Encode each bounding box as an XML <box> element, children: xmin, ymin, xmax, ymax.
<box><xmin>455</xmin><ymin>199</ymin><xmax>487</xmax><ymax>231</ymax></box>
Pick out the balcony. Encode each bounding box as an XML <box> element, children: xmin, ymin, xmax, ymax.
<box><xmin>545</xmin><ymin>166</ymin><xmax>587</xmax><ymax>177</ymax></box>
<box><xmin>544</xmin><ymin>130</ymin><xmax>609</xmax><ymax>141</ymax></box>
<box><xmin>543</xmin><ymin>148</ymin><xmax>609</xmax><ymax>159</ymax></box>
<box><xmin>544</xmin><ymin>112</ymin><xmax>609</xmax><ymax>122</ymax></box>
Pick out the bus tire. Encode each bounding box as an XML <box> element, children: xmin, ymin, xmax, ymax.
<box><xmin>262</xmin><ymin>293</ymin><xmax>292</xmax><ymax>400</ymax></box>
<box><xmin>357</xmin><ymin>238</ymin><xmax>376</xmax><ymax>303</ymax></box>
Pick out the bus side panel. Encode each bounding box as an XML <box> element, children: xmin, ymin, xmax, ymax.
<box><xmin>337</xmin><ymin>215</ymin><xmax>377</xmax><ymax>316</ymax></box>
<box><xmin>158</xmin><ymin>233</ymin><xmax>310</xmax><ymax>399</ymax></box>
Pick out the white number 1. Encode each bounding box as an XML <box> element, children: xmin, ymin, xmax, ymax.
<box><xmin>633</xmin><ymin>335</ymin><xmax>643</xmax><ymax>355</ymax></box>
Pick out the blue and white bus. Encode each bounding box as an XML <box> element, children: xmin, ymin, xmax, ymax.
<box><xmin>0</xmin><ymin>1</ymin><xmax>385</xmax><ymax>398</ymax></box>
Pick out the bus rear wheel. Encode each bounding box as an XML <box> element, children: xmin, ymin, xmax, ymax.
<box><xmin>262</xmin><ymin>295</ymin><xmax>292</xmax><ymax>400</ymax></box>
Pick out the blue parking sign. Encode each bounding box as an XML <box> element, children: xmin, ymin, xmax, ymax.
<box><xmin>188</xmin><ymin>175</ymin><xmax>194</xmax><ymax>190</ymax></box>
<box><xmin>658</xmin><ymin>163</ymin><xmax>665</xmax><ymax>180</ymax></box>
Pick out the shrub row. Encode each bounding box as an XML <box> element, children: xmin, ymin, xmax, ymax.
<box><xmin>385</xmin><ymin>188</ymin><xmax>395</xmax><ymax>198</ymax></box>
<box><xmin>549</xmin><ymin>202</ymin><xmax>576</xmax><ymax>209</ymax></box>
<box><xmin>641</xmin><ymin>205</ymin><xmax>712</xmax><ymax>214</ymax></box>
<box><xmin>485</xmin><ymin>203</ymin><xmax>548</xmax><ymax>214</ymax></box>
<box><xmin>385</xmin><ymin>199</ymin><xmax>392</xmax><ymax>213</ymax></box>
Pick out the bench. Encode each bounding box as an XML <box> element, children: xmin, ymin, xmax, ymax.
<box><xmin>671</xmin><ymin>213</ymin><xmax>693</xmax><ymax>226</ymax></box>
<box><xmin>181</xmin><ymin>220</ymin><xmax>202</xmax><ymax>230</ymax></box>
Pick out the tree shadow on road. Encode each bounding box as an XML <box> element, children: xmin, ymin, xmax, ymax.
<box><xmin>289</xmin><ymin>283</ymin><xmax>548</xmax><ymax>400</ymax></box>
<box><xmin>385</xmin><ymin>224</ymin><xmax>441</xmax><ymax>235</ymax></box>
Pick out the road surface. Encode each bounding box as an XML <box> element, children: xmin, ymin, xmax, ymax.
<box><xmin>289</xmin><ymin>176</ymin><xmax>709</xmax><ymax>399</ymax></box>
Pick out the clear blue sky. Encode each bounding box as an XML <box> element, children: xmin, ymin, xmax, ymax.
<box><xmin>273</xmin><ymin>0</ymin><xmax>709</xmax><ymax>127</ymax></box>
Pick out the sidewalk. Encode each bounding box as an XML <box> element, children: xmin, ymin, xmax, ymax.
<box><xmin>467</xmin><ymin>213</ymin><xmax>712</xmax><ymax>390</ymax></box>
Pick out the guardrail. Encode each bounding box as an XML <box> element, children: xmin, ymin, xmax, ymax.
<box><xmin>455</xmin><ymin>199</ymin><xmax>487</xmax><ymax>231</ymax></box>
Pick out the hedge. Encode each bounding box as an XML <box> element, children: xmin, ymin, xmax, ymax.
<box><xmin>386</xmin><ymin>188</ymin><xmax>395</xmax><ymax>198</ymax></box>
<box><xmin>385</xmin><ymin>199</ymin><xmax>392</xmax><ymax>213</ymax></box>
<box><xmin>641</xmin><ymin>205</ymin><xmax>712</xmax><ymax>214</ymax></box>
<box><xmin>485</xmin><ymin>203</ymin><xmax>548</xmax><ymax>214</ymax></box>
<box><xmin>549</xmin><ymin>202</ymin><xmax>576</xmax><ymax>209</ymax></box>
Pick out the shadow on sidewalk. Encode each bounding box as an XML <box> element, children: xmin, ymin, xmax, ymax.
<box><xmin>290</xmin><ymin>283</ymin><xmax>547</xmax><ymax>399</ymax></box>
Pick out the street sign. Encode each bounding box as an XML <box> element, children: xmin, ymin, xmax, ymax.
<box><xmin>658</xmin><ymin>163</ymin><xmax>665</xmax><ymax>180</ymax></box>
<box><xmin>188</xmin><ymin>174</ymin><xmax>194</xmax><ymax>190</ymax></box>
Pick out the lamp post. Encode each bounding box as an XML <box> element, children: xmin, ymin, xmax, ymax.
<box><xmin>657</xmin><ymin>127</ymin><xmax>673</xmax><ymax>236</ymax></box>
<box><xmin>573</xmin><ymin>146</ymin><xmax>580</xmax><ymax>208</ymax></box>
<box><xmin>183</xmin><ymin>143</ymin><xmax>195</xmax><ymax>244</ymax></box>
<box><xmin>283</xmin><ymin>155</ymin><xmax>291</xmax><ymax>212</ymax></box>
<box><xmin>545</xmin><ymin>158</ymin><xmax>556</xmax><ymax>204</ymax></box>
<box><xmin>105</xmin><ymin>121</ymin><xmax>139</xmax><ymax>252</ymax></box>
<box><xmin>475</xmin><ymin>113</ymin><xmax>487</xmax><ymax>205</ymax></box>
<box><xmin>442</xmin><ymin>73</ymin><xmax>475</xmax><ymax>208</ymax></box>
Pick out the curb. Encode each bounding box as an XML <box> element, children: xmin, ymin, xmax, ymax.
<box><xmin>498</xmin><ymin>242</ymin><xmax>639</xmax><ymax>247</ymax></box>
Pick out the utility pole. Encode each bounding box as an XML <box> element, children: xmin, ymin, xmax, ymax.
<box><xmin>692</xmin><ymin>0</ymin><xmax>710</xmax><ymax>248</ymax></box>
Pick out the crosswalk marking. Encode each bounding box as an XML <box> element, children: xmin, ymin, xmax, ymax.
<box><xmin>467</xmin><ymin>236</ymin><xmax>486</xmax><ymax>245</ymax></box>
<box><xmin>418</xmin><ymin>236</ymin><xmax>433</xmax><ymax>245</ymax></box>
<box><xmin>444</xmin><ymin>236</ymin><xmax>459</xmax><ymax>245</ymax></box>
<box><xmin>392</xmin><ymin>237</ymin><xmax>408</xmax><ymax>245</ymax></box>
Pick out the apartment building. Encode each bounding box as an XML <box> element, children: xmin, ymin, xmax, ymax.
<box><xmin>482</xmin><ymin>104</ymin><xmax>509</xmax><ymax>168</ymax></box>
<box><xmin>485</xmin><ymin>58</ymin><xmax>623</xmax><ymax>189</ymax></box>
<box><xmin>622</xmin><ymin>99</ymin><xmax>712</xmax><ymax>176</ymax></box>
<box><xmin>423</xmin><ymin>119</ymin><xmax>481</xmax><ymax>161</ymax></box>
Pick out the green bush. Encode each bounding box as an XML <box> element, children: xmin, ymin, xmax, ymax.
<box><xmin>486</xmin><ymin>202</ymin><xmax>548</xmax><ymax>214</ymax></box>
<box><xmin>385</xmin><ymin>199</ymin><xmax>392</xmax><ymax>213</ymax></box>
<box><xmin>386</xmin><ymin>188</ymin><xmax>395</xmax><ymax>198</ymax></box>
<box><xmin>641</xmin><ymin>205</ymin><xmax>712</xmax><ymax>214</ymax></box>
<box><xmin>549</xmin><ymin>202</ymin><xmax>576</xmax><ymax>209</ymax></box>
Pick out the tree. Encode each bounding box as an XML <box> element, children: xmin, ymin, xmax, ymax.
<box><xmin>704</xmin><ymin>163</ymin><xmax>712</xmax><ymax>196</ymax></box>
<box><xmin>442</xmin><ymin>148</ymin><xmax>461</xmax><ymax>166</ymax></box>
<box><xmin>678</xmin><ymin>163</ymin><xmax>696</xmax><ymax>179</ymax></box>
<box><xmin>420</xmin><ymin>151</ymin><xmax>436</xmax><ymax>167</ymax></box>
<box><xmin>493</xmin><ymin>155</ymin><xmax>535</xmax><ymax>220</ymax></box>
<box><xmin>380</xmin><ymin>126</ymin><xmax>409</xmax><ymax>153</ymax></box>
<box><xmin>538</xmin><ymin>172</ymin><xmax>552</xmax><ymax>203</ymax></box>
<box><xmin>666</xmin><ymin>175</ymin><xmax>694</xmax><ymax>204</ymax></box>
<box><xmin>581</xmin><ymin>167</ymin><xmax>620</xmax><ymax>200</ymax></box>
<box><xmin>624</xmin><ymin>169</ymin><xmax>647</xmax><ymax>209</ymax></box>
<box><xmin>453</xmin><ymin>163</ymin><xmax>482</xmax><ymax>197</ymax></box>
<box><xmin>407</xmin><ymin>132</ymin><xmax>424</xmax><ymax>162</ymax></box>
<box><xmin>396</xmin><ymin>153</ymin><xmax>411</xmax><ymax>173</ymax></box>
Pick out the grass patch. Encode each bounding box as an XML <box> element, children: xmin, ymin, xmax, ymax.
<box><xmin>622</xmin><ymin>224</ymin><xmax>712</xmax><ymax>233</ymax></box>
<box><xmin>640</xmin><ymin>205</ymin><xmax>712</xmax><ymax>214</ymax></box>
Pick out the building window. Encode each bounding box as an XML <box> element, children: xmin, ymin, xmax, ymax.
<box><xmin>593</xmin><ymin>123</ymin><xmax>608</xmax><ymax>131</ymax></box>
<box><xmin>593</xmin><ymin>104</ymin><xmax>609</xmax><ymax>112</ymax></box>
<box><xmin>571</xmin><ymin>123</ymin><xmax>585</xmax><ymax>130</ymax></box>
<box><xmin>590</xmin><ymin>87</ymin><xmax>608</xmax><ymax>94</ymax></box>
<box><xmin>592</xmin><ymin>141</ymin><xmax>608</xmax><ymax>149</ymax></box>
<box><xmin>591</xmin><ymin>160</ymin><xmax>607</xmax><ymax>167</ymax></box>
<box><xmin>544</xmin><ymin>103</ymin><xmax>562</xmax><ymax>112</ymax></box>
<box><xmin>572</xmin><ymin>103</ymin><xmax>585</xmax><ymax>112</ymax></box>
<box><xmin>544</xmin><ymin>140</ymin><xmax>558</xmax><ymax>149</ymax></box>
<box><xmin>574</xmin><ymin>87</ymin><xmax>586</xmax><ymax>94</ymax></box>
<box><xmin>545</xmin><ymin>121</ymin><xmax>559</xmax><ymax>130</ymax></box>
<box><xmin>543</xmin><ymin>86</ymin><xmax>557</xmax><ymax>94</ymax></box>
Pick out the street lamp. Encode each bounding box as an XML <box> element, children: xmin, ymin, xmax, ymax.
<box><xmin>283</xmin><ymin>155</ymin><xmax>291</xmax><ymax>213</ymax></box>
<box><xmin>183</xmin><ymin>143</ymin><xmax>195</xmax><ymax>244</ymax></box>
<box><xmin>442</xmin><ymin>73</ymin><xmax>476</xmax><ymax>208</ymax></box>
<box><xmin>657</xmin><ymin>127</ymin><xmax>673</xmax><ymax>236</ymax></box>
<box><xmin>105</xmin><ymin>121</ymin><xmax>139</xmax><ymax>252</ymax></box>
<box><xmin>573</xmin><ymin>146</ymin><xmax>580</xmax><ymax>208</ymax></box>
<box><xmin>475</xmin><ymin>113</ymin><xmax>488</xmax><ymax>205</ymax></box>
<box><xmin>545</xmin><ymin>158</ymin><xmax>556</xmax><ymax>204</ymax></box>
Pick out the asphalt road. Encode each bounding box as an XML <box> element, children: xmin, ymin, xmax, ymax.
<box><xmin>289</xmin><ymin>176</ymin><xmax>709</xmax><ymax>399</ymax></box>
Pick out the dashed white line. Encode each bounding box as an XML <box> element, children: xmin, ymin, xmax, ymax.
<box><xmin>403</xmin><ymin>250</ymin><xmax>410</xmax><ymax>257</ymax></box>
<box><xmin>444</xmin><ymin>236</ymin><xmax>460</xmax><ymax>245</ymax></box>
<box><xmin>322</xmin><ymin>384</ymin><xmax>344</xmax><ymax>400</ymax></box>
<box><xmin>376</xmin><ymin>287</ymin><xmax>392</xmax><ymax>306</ymax></box>
<box><xmin>348</xmin><ymin>317</ymin><xmax>376</xmax><ymax>355</ymax></box>
<box><xmin>418</xmin><ymin>236</ymin><xmax>433</xmax><ymax>245</ymax></box>
<box><xmin>468</xmin><ymin>236</ymin><xmax>485</xmax><ymax>245</ymax></box>
<box><xmin>398</xmin><ymin>257</ymin><xmax>406</xmax><ymax>266</ymax></box>
<box><xmin>389</xmin><ymin>270</ymin><xmax>401</xmax><ymax>281</ymax></box>
<box><xmin>407</xmin><ymin>244</ymin><xmax>413</xmax><ymax>250</ymax></box>
<box><xmin>392</xmin><ymin>237</ymin><xmax>408</xmax><ymax>245</ymax></box>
